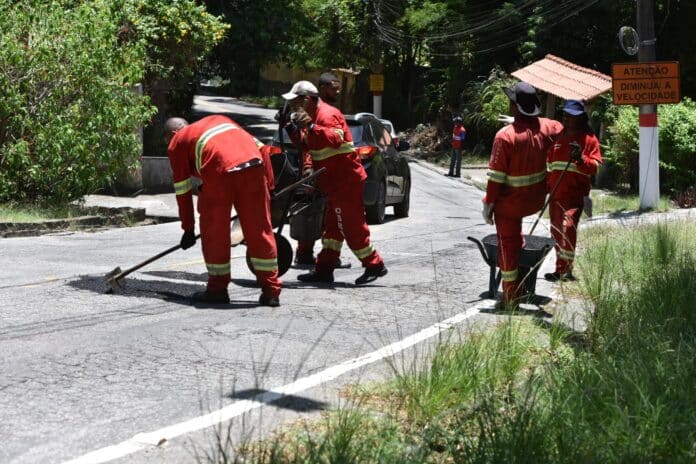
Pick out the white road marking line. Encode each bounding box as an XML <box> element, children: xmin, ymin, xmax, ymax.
<box><xmin>62</xmin><ymin>304</ymin><xmax>487</xmax><ymax>464</ymax></box>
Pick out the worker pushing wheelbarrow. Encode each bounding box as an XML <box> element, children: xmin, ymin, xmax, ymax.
<box><xmin>469</xmin><ymin>82</ymin><xmax>581</xmax><ymax>308</ymax></box>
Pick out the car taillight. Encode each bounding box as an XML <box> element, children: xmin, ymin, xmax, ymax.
<box><xmin>356</xmin><ymin>146</ymin><xmax>377</xmax><ymax>159</ymax></box>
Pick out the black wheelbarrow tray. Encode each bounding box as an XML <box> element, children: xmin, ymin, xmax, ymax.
<box><xmin>232</xmin><ymin>153</ymin><xmax>327</xmax><ymax>278</ymax></box>
<box><xmin>467</xmin><ymin>234</ymin><xmax>555</xmax><ymax>298</ymax></box>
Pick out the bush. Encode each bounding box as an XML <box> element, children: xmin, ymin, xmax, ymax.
<box><xmin>604</xmin><ymin>98</ymin><xmax>696</xmax><ymax>196</ymax></box>
<box><xmin>460</xmin><ymin>67</ymin><xmax>514</xmax><ymax>154</ymax></box>
<box><xmin>116</xmin><ymin>0</ymin><xmax>229</xmax><ymax>157</ymax></box>
<box><xmin>0</xmin><ymin>0</ymin><xmax>155</xmax><ymax>204</ymax></box>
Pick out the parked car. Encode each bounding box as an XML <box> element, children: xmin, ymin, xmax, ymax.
<box><xmin>347</xmin><ymin>113</ymin><xmax>411</xmax><ymax>224</ymax></box>
<box><xmin>354</xmin><ymin>112</ymin><xmax>399</xmax><ymax>146</ymax></box>
<box><xmin>270</xmin><ymin>113</ymin><xmax>411</xmax><ymax>224</ymax></box>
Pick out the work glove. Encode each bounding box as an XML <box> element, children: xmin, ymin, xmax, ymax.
<box><xmin>180</xmin><ymin>230</ymin><xmax>197</xmax><ymax>250</ymax></box>
<box><xmin>482</xmin><ymin>201</ymin><xmax>495</xmax><ymax>225</ymax></box>
<box><xmin>583</xmin><ymin>195</ymin><xmax>593</xmax><ymax>218</ymax></box>
<box><xmin>291</xmin><ymin>108</ymin><xmax>313</xmax><ymax>130</ymax></box>
<box><xmin>569</xmin><ymin>141</ymin><xmax>582</xmax><ymax>163</ymax></box>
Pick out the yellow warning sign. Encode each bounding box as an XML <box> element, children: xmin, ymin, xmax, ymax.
<box><xmin>369</xmin><ymin>74</ymin><xmax>384</xmax><ymax>92</ymax></box>
<box><xmin>612</xmin><ymin>61</ymin><xmax>680</xmax><ymax>105</ymax></box>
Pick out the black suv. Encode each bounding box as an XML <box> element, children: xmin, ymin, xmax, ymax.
<box><xmin>346</xmin><ymin>113</ymin><xmax>411</xmax><ymax>224</ymax></box>
<box><xmin>269</xmin><ymin>114</ymin><xmax>411</xmax><ymax>224</ymax></box>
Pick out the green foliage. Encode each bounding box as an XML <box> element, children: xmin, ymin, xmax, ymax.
<box><xmin>460</xmin><ymin>67</ymin><xmax>513</xmax><ymax>153</ymax></box>
<box><xmin>201</xmin><ymin>0</ymin><xmax>303</xmax><ymax>94</ymax></box>
<box><xmin>117</xmin><ymin>0</ymin><xmax>228</xmax><ymax>84</ymax></box>
<box><xmin>116</xmin><ymin>0</ymin><xmax>228</xmax><ymax>156</ymax></box>
<box><xmin>604</xmin><ymin>99</ymin><xmax>696</xmax><ymax>195</ymax></box>
<box><xmin>0</xmin><ymin>0</ymin><xmax>155</xmax><ymax>204</ymax></box>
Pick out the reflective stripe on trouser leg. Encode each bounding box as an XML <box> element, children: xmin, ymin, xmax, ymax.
<box><xmin>317</xmin><ymin>182</ymin><xmax>382</xmax><ymax>271</ymax></box>
<box><xmin>198</xmin><ymin>173</ymin><xmax>234</xmax><ymax>293</ymax></box>
<box><xmin>231</xmin><ymin>166</ymin><xmax>282</xmax><ymax>298</ymax></box>
<box><xmin>495</xmin><ymin>213</ymin><xmax>523</xmax><ymax>304</ymax></box>
<box><xmin>550</xmin><ymin>201</ymin><xmax>581</xmax><ymax>274</ymax></box>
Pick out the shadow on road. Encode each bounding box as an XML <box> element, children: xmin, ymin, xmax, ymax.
<box><xmin>68</xmin><ymin>274</ymin><xmax>257</xmax><ymax>309</ymax></box>
<box><xmin>227</xmin><ymin>388</ymin><xmax>327</xmax><ymax>413</ymax></box>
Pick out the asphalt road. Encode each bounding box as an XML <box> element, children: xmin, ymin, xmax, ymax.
<box><xmin>0</xmin><ymin>97</ymin><xmax>555</xmax><ymax>464</ymax></box>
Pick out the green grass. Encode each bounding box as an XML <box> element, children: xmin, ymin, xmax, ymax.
<box><xmin>225</xmin><ymin>220</ymin><xmax>696</xmax><ymax>463</ymax></box>
<box><xmin>0</xmin><ymin>202</ymin><xmax>97</xmax><ymax>222</ymax></box>
<box><xmin>590</xmin><ymin>190</ymin><xmax>673</xmax><ymax>215</ymax></box>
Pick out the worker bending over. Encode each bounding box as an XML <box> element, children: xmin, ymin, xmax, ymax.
<box><xmin>165</xmin><ymin>115</ymin><xmax>282</xmax><ymax>307</ymax></box>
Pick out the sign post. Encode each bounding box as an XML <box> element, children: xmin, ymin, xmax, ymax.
<box><xmin>369</xmin><ymin>73</ymin><xmax>384</xmax><ymax>118</ymax></box>
<box><xmin>612</xmin><ymin>61</ymin><xmax>681</xmax><ymax>209</ymax></box>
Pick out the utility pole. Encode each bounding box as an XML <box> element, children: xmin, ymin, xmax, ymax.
<box><xmin>637</xmin><ymin>0</ymin><xmax>659</xmax><ymax>209</ymax></box>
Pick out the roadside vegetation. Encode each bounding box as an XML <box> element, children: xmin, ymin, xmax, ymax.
<box><xmin>198</xmin><ymin>221</ymin><xmax>696</xmax><ymax>463</ymax></box>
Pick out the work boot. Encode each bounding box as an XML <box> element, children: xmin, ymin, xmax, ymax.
<box><xmin>259</xmin><ymin>293</ymin><xmax>280</xmax><ymax>307</ymax></box>
<box><xmin>355</xmin><ymin>263</ymin><xmax>388</xmax><ymax>285</ymax></box>
<box><xmin>298</xmin><ymin>270</ymin><xmax>334</xmax><ymax>283</ymax></box>
<box><xmin>191</xmin><ymin>289</ymin><xmax>230</xmax><ymax>304</ymax></box>
<box><xmin>544</xmin><ymin>272</ymin><xmax>576</xmax><ymax>282</ymax></box>
<box><xmin>294</xmin><ymin>252</ymin><xmax>315</xmax><ymax>266</ymax></box>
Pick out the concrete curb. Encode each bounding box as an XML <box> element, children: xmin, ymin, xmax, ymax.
<box><xmin>408</xmin><ymin>156</ymin><xmax>488</xmax><ymax>191</ymax></box>
<box><xmin>0</xmin><ymin>207</ymin><xmax>147</xmax><ymax>238</ymax></box>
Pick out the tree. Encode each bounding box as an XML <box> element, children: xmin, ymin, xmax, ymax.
<box><xmin>0</xmin><ymin>0</ymin><xmax>154</xmax><ymax>203</ymax></box>
<box><xmin>116</xmin><ymin>0</ymin><xmax>229</xmax><ymax>156</ymax></box>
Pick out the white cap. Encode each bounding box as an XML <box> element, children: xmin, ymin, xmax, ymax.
<box><xmin>282</xmin><ymin>80</ymin><xmax>318</xmax><ymax>100</ymax></box>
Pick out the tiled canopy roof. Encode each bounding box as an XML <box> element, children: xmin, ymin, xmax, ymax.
<box><xmin>511</xmin><ymin>54</ymin><xmax>612</xmax><ymax>101</ymax></box>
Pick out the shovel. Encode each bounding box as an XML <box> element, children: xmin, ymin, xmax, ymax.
<box><xmin>104</xmin><ymin>168</ymin><xmax>327</xmax><ymax>293</ymax></box>
<box><xmin>104</xmin><ymin>235</ymin><xmax>201</xmax><ymax>293</ymax></box>
<box><xmin>527</xmin><ymin>142</ymin><xmax>580</xmax><ymax>236</ymax></box>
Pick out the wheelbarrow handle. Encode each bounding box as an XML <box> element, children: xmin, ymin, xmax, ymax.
<box><xmin>271</xmin><ymin>167</ymin><xmax>327</xmax><ymax>200</ymax></box>
<box><xmin>528</xmin><ymin>158</ymin><xmax>573</xmax><ymax>236</ymax></box>
<box><xmin>467</xmin><ymin>236</ymin><xmax>491</xmax><ymax>265</ymax></box>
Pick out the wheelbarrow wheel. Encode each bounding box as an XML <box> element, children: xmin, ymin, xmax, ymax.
<box><xmin>246</xmin><ymin>232</ymin><xmax>293</xmax><ymax>277</ymax></box>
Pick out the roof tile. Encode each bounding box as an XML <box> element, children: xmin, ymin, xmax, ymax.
<box><xmin>511</xmin><ymin>54</ymin><xmax>612</xmax><ymax>101</ymax></box>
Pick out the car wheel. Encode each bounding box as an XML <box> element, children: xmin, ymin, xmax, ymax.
<box><xmin>393</xmin><ymin>175</ymin><xmax>410</xmax><ymax>218</ymax></box>
<box><xmin>246</xmin><ymin>232</ymin><xmax>293</xmax><ymax>277</ymax></box>
<box><xmin>365</xmin><ymin>179</ymin><xmax>386</xmax><ymax>224</ymax></box>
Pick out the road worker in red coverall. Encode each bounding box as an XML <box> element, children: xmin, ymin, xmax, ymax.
<box><xmin>446</xmin><ymin>116</ymin><xmax>466</xmax><ymax>177</ymax></box>
<box><xmin>295</xmin><ymin>72</ymin><xmax>344</xmax><ymax>266</ymax></box>
<box><xmin>165</xmin><ymin>115</ymin><xmax>282</xmax><ymax>307</ymax></box>
<box><xmin>544</xmin><ymin>99</ymin><xmax>602</xmax><ymax>282</ymax></box>
<box><xmin>281</xmin><ymin>80</ymin><xmax>387</xmax><ymax>285</ymax></box>
<box><xmin>482</xmin><ymin>82</ymin><xmax>563</xmax><ymax>307</ymax></box>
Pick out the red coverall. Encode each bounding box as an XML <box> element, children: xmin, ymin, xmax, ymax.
<box><xmin>484</xmin><ymin>116</ymin><xmax>563</xmax><ymax>304</ymax></box>
<box><xmin>547</xmin><ymin>131</ymin><xmax>602</xmax><ymax>274</ymax></box>
<box><xmin>289</xmin><ymin>101</ymin><xmax>383</xmax><ymax>273</ymax></box>
<box><xmin>168</xmin><ymin>115</ymin><xmax>281</xmax><ymax>298</ymax></box>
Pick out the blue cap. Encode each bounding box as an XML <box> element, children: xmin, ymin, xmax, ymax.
<box><xmin>563</xmin><ymin>100</ymin><xmax>586</xmax><ymax>116</ymax></box>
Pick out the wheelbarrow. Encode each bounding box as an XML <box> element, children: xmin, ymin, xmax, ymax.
<box><xmin>467</xmin><ymin>234</ymin><xmax>554</xmax><ymax>298</ymax></box>
<box><xmin>469</xmin><ymin>148</ymin><xmax>580</xmax><ymax>299</ymax></box>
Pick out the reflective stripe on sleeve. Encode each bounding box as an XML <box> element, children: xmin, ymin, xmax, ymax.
<box><xmin>195</xmin><ymin>123</ymin><xmax>238</xmax><ymax>172</ymax></box>
<box><xmin>173</xmin><ymin>178</ymin><xmax>193</xmax><ymax>195</ymax></box>
<box><xmin>206</xmin><ymin>262</ymin><xmax>231</xmax><ymax>276</ymax></box>
<box><xmin>487</xmin><ymin>169</ymin><xmax>507</xmax><ymax>184</ymax></box>
<box><xmin>547</xmin><ymin>161</ymin><xmax>590</xmax><ymax>177</ymax></box>
<box><xmin>309</xmin><ymin>141</ymin><xmax>355</xmax><ymax>161</ymax></box>
<box><xmin>250</xmin><ymin>257</ymin><xmax>278</xmax><ymax>272</ymax></box>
